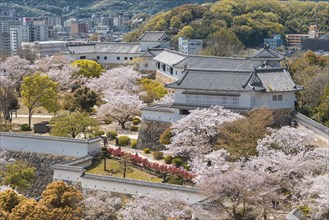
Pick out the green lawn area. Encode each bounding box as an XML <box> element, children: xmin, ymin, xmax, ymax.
<box><xmin>86</xmin><ymin>159</ymin><xmax>163</xmax><ymax>183</ymax></box>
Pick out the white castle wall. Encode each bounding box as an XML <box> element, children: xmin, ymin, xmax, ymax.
<box><xmin>0</xmin><ymin>132</ymin><xmax>101</xmax><ymax>157</ymax></box>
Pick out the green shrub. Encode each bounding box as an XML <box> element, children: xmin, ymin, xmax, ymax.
<box><xmin>132</xmin><ymin>117</ymin><xmax>141</xmax><ymax>123</ymax></box>
<box><xmin>159</xmin><ymin>128</ymin><xmax>172</xmax><ymax>145</ymax></box>
<box><xmin>21</xmin><ymin>124</ymin><xmax>31</xmax><ymax>131</ymax></box>
<box><xmin>153</xmin><ymin>151</ymin><xmax>164</xmax><ymax>160</ymax></box>
<box><xmin>94</xmin><ymin>130</ymin><xmax>104</xmax><ymax>137</ymax></box>
<box><xmin>106</xmin><ymin>130</ymin><xmax>117</xmax><ymax>140</ymax></box>
<box><xmin>118</xmin><ymin>136</ymin><xmax>130</xmax><ymax>146</ymax></box>
<box><xmin>166</xmin><ymin>175</ymin><xmax>183</xmax><ymax>185</ymax></box>
<box><xmin>104</xmin><ymin>117</ymin><xmax>112</xmax><ymax>124</ymax></box>
<box><xmin>131</xmin><ymin>140</ymin><xmax>137</xmax><ymax>149</ymax></box>
<box><xmin>184</xmin><ymin>163</ymin><xmax>190</xmax><ymax>171</ymax></box>
<box><xmin>129</xmin><ymin>125</ymin><xmax>138</xmax><ymax>131</ymax></box>
<box><xmin>144</xmin><ymin>148</ymin><xmax>151</xmax><ymax>154</ymax></box>
<box><xmin>172</xmin><ymin>158</ymin><xmax>183</xmax><ymax>167</ymax></box>
<box><xmin>132</xmin><ymin>119</ymin><xmax>140</xmax><ymax>125</ymax></box>
<box><xmin>164</xmin><ymin>156</ymin><xmax>173</xmax><ymax>164</ymax></box>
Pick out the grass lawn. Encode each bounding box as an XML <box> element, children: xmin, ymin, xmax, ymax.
<box><xmin>86</xmin><ymin>159</ymin><xmax>163</xmax><ymax>183</ymax></box>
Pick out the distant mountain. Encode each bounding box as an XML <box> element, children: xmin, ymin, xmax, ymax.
<box><xmin>0</xmin><ymin>0</ymin><xmax>217</xmax><ymax>17</ymax></box>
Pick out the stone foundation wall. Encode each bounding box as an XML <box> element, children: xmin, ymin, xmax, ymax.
<box><xmin>0</xmin><ymin>150</ymin><xmax>74</xmax><ymax>197</ymax></box>
<box><xmin>155</xmin><ymin>71</ymin><xmax>177</xmax><ymax>84</ymax></box>
<box><xmin>137</xmin><ymin>119</ymin><xmax>172</xmax><ymax>150</ymax></box>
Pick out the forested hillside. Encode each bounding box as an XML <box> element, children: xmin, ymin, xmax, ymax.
<box><xmin>125</xmin><ymin>0</ymin><xmax>329</xmax><ymax>47</ymax></box>
<box><xmin>0</xmin><ymin>0</ymin><xmax>217</xmax><ymax>17</ymax></box>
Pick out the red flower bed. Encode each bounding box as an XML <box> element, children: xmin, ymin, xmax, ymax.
<box><xmin>106</xmin><ymin>147</ymin><xmax>193</xmax><ymax>181</ymax></box>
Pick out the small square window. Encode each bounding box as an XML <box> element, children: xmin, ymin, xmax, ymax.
<box><xmin>278</xmin><ymin>95</ymin><xmax>283</xmax><ymax>101</ymax></box>
<box><xmin>117</xmin><ymin>57</ymin><xmax>120</xmax><ymax>60</ymax></box>
<box><xmin>273</xmin><ymin>95</ymin><xmax>278</xmax><ymax>101</ymax></box>
<box><xmin>124</xmin><ymin>57</ymin><xmax>128</xmax><ymax>60</ymax></box>
<box><xmin>144</xmin><ymin>63</ymin><xmax>148</xmax><ymax>67</ymax></box>
<box><xmin>97</xmin><ymin>56</ymin><xmax>100</xmax><ymax>59</ymax></box>
<box><xmin>130</xmin><ymin>57</ymin><xmax>133</xmax><ymax>60</ymax></box>
<box><xmin>104</xmin><ymin>56</ymin><xmax>107</xmax><ymax>60</ymax></box>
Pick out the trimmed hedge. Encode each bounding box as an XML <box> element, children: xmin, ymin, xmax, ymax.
<box><xmin>118</xmin><ymin>136</ymin><xmax>130</xmax><ymax>146</ymax></box>
<box><xmin>132</xmin><ymin>117</ymin><xmax>141</xmax><ymax>123</ymax></box>
<box><xmin>166</xmin><ymin>175</ymin><xmax>183</xmax><ymax>185</ymax></box>
<box><xmin>131</xmin><ymin>140</ymin><xmax>137</xmax><ymax>149</ymax></box>
<box><xmin>94</xmin><ymin>130</ymin><xmax>105</xmax><ymax>137</ymax></box>
<box><xmin>106</xmin><ymin>130</ymin><xmax>117</xmax><ymax>140</ymax></box>
<box><xmin>164</xmin><ymin>156</ymin><xmax>173</xmax><ymax>164</ymax></box>
<box><xmin>21</xmin><ymin>124</ymin><xmax>31</xmax><ymax>131</ymax></box>
<box><xmin>172</xmin><ymin>158</ymin><xmax>183</xmax><ymax>167</ymax></box>
<box><xmin>144</xmin><ymin>148</ymin><xmax>151</xmax><ymax>154</ymax></box>
<box><xmin>129</xmin><ymin>125</ymin><xmax>138</xmax><ymax>131</ymax></box>
<box><xmin>153</xmin><ymin>151</ymin><xmax>164</xmax><ymax>160</ymax></box>
<box><xmin>132</xmin><ymin>119</ymin><xmax>140</xmax><ymax>125</ymax></box>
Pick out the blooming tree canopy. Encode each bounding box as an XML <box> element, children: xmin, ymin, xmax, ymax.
<box><xmin>97</xmin><ymin>90</ymin><xmax>142</xmax><ymax>129</ymax></box>
<box><xmin>87</xmin><ymin>66</ymin><xmax>141</xmax><ymax>94</ymax></box>
<box><xmin>166</xmin><ymin>106</ymin><xmax>242</xmax><ymax>157</ymax></box>
<box><xmin>119</xmin><ymin>192</ymin><xmax>192</xmax><ymax>220</ymax></box>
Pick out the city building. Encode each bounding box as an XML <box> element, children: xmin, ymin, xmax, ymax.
<box><xmin>264</xmin><ymin>34</ymin><xmax>283</xmax><ymax>49</ymax></box>
<box><xmin>285</xmin><ymin>34</ymin><xmax>308</xmax><ymax>48</ymax></box>
<box><xmin>9</xmin><ymin>26</ymin><xmax>23</xmax><ymax>55</ymax></box>
<box><xmin>178</xmin><ymin>37</ymin><xmax>203</xmax><ymax>55</ymax></box>
<box><xmin>70</xmin><ymin>21</ymin><xmax>89</xmax><ymax>36</ymax></box>
<box><xmin>301</xmin><ymin>35</ymin><xmax>329</xmax><ymax>52</ymax></box>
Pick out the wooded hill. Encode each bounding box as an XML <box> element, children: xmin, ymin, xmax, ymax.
<box><xmin>125</xmin><ymin>0</ymin><xmax>329</xmax><ymax>48</ymax></box>
<box><xmin>0</xmin><ymin>0</ymin><xmax>217</xmax><ymax>17</ymax></box>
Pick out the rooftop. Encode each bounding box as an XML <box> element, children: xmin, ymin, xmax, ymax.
<box><xmin>67</xmin><ymin>42</ymin><xmax>141</xmax><ymax>54</ymax></box>
<box><xmin>139</xmin><ymin>31</ymin><xmax>167</xmax><ymax>42</ymax></box>
<box><xmin>166</xmin><ymin>68</ymin><xmax>301</xmax><ymax>93</ymax></box>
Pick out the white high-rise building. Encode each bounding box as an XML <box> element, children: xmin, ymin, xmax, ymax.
<box><xmin>9</xmin><ymin>26</ymin><xmax>23</xmax><ymax>55</ymax></box>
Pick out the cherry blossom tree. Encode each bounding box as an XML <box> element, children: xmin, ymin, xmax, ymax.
<box><xmin>257</xmin><ymin>126</ymin><xmax>313</xmax><ymax>155</ymax></box>
<box><xmin>97</xmin><ymin>90</ymin><xmax>143</xmax><ymax>129</ymax></box>
<box><xmin>83</xmin><ymin>190</ymin><xmax>122</xmax><ymax>220</ymax></box>
<box><xmin>119</xmin><ymin>192</ymin><xmax>192</xmax><ymax>220</ymax></box>
<box><xmin>46</xmin><ymin>65</ymin><xmax>78</xmax><ymax>91</ymax></box>
<box><xmin>190</xmin><ymin>149</ymin><xmax>230</xmax><ymax>184</ymax></box>
<box><xmin>34</xmin><ymin>54</ymin><xmax>73</xmax><ymax>72</ymax></box>
<box><xmin>166</xmin><ymin>106</ymin><xmax>242</xmax><ymax>157</ymax></box>
<box><xmin>86</xmin><ymin>66</ymin><xmax>141</xmax><ymax>94</ymax></box>
<box><xmin>0</xmin><ymin>56</ymin><xmax>31</xmax><ymax>88</ymax></box>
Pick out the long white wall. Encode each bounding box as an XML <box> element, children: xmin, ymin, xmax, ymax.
<box><xmin>52</xmin><ymin>157</ymin><xmax>205</xmax><ymax>203</ymax></box>
<box><xmin>0</xmin><ymin>132</ymin><xmax>101</xmax><ymax>157</ymax></box>
<box><xmin>70</xmin><ymin>53</ymin><xmax>140</xmax><ymax>64</ymax></box>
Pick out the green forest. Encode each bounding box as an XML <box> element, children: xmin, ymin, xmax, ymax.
<box><xmin>0</xmin><ymin>0</ymin><xmax>217</xmax><ymax>17</ymax></box>
<box><xmin>125</xmin><ymin>0</ymin><xmax>329</xmax><ymax>47</ymax></box>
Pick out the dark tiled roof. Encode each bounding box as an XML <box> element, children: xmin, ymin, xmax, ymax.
<box><xmin>153</xmin><ymin>49</ymin><xmax>254</xmax><ymax>70</ymax></box>
<box><xmin>139</xmin><ymin>31</ymin><xmax>166</xmax><ymax>42</ymax></box>
<box><xmin>250</xmin><ymin>46</ymin><xmax>285</xmax><ymax>60</ymax></box>
<box><xmin>67</xmin><ymin>43</ymin><xmax>141</xmax><ymax>54</ymax></box>
<box><xmin>167</xmin><ymin>68</ymin><xmax>301</xmax><ymax>93</ymax></box>
<box><xmin>166</xmin><ymin>69</ymin><xmax>254</xmax><ymax>91</ymax></box>
<box><xmin>141</xmin><ymin>48</ymin><xmax>165</xmax><ymax>57</ymax></box>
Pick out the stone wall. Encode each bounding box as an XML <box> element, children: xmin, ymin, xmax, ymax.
<box><xmin>155</xmin><ymin>71</ymin><xmax>177</xmax><ymax>84</ymax></box>
<box><xmin>137</xmin><ymin>119</ymin><xmax>172</xmax><ymax>150</ymax></box>
<box><xmin>0</xmin><ymin>150</ymin><xmax>74</xmax><ymax>197</ymax></box>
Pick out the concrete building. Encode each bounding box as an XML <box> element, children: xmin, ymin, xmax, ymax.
<box><xmin>9</xmin><ymin>26</ymin><xmax>23</xmax><ymax>55</ymax></box>
<box><xmin>178</xmin><ymin>37</ymin><xmax>203</xmax><ymax>55</ymax></box>
<box><xmin>301</xmin><ymin>35</ymin><xmax>329</xmax><ymax>52</ymax></box>
<box><xmin>285</xmin><ymin>34</ymin><xmax>308</xmax><ymax>48</ymax></box>
<box><xmin>264</xmin><ymin>34</ymin><xmax>283</xmax><ymax>49</ymax></box>
<box><xmin>70</xmin><ymin>21</ymin><xmax>89</xmax><ymax>36</ymax></box>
